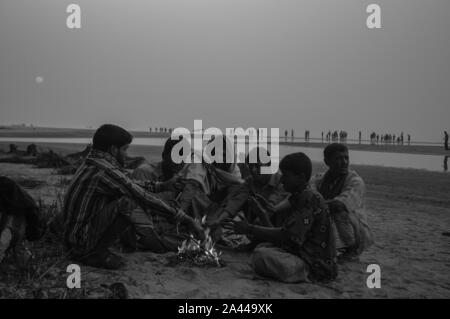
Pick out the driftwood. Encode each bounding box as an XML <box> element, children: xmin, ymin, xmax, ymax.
<box><xmin>0</xmin><ymin>155</ymin><xmax>36</xmax><ymax>165</ymax></box>
<box><xmin>35</xmin><ymin>151</ymin><xmax>71</xmax><ymax>169</ymax></box>
<box><xmin>26</xmin><ymin>144</ymin><xmax>38</xmax><ymax>156</ymax></box>
<box><xmin>1</xmin><ymin>143</ymin><xmax>146</xmax><ymax>173</ymax></box>
<box><xmin>66</xmin><ymin>145</ymin><xmax>92</xmax><ymax>161</ymax></box>
<box><xmin>8</xmin><ymin>144</ymin><xmax>18</xmax><ymax>153</ymax></box>
<box><xmin>0</xmin><ymin>145</ymin><xmax>69</xmax><ymax>168</ymax></box>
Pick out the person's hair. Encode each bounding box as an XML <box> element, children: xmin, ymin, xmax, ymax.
<box><xmin>205</xmin><ymin>135</ymin><xmax>232</xmax><ymax>171</ymax></box>
<box><xmin>324</xmin><ymin>143</ymin><xmax>348</xmax><ymax>161</ymax></box>
<box><xmin>92</xmin><ymin>124</ymin><xmax>133</xmax><ymax>152</ymax></box>
<box><xmin>279</xmin><ymin>152</ymin><xmax>312</xmax><ymax>181</ymax></box>
<box><xmin>162</xmin><ymin>136</ymin><xmax>184</xmax><ymax>159</ymax></box>
<box><xmin>246</xmin><ymin>147</ymin><xmax>271</xmax><ymax>166</ymax></box>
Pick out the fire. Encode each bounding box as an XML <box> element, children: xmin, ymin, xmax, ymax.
<box><xmin>177</xmin><ymin>216</ymin><xmax>222</xmax><ymax>267</ymax></box>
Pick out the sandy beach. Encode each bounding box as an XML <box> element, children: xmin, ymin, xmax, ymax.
<box><xmin>0</xmin><ymin>142</ymin><xmax>449</xmax><ymax>299</ymax></box>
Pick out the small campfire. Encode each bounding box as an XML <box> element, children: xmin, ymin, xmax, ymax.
<box><xmin>175</xmin><ymin>217</ymin><xmax>223</xmax><ymax>267</ymax></box>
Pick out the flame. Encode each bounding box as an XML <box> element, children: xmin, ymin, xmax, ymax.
<box><xmin>177</xmin><ymin>220</ymin><xmax>222</xmax><ymax>267</ymax></box>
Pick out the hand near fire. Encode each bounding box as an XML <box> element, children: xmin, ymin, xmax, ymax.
<box><xmin>223</xmin><ymin>218</ymin><xmax>253</xmax><ymax>236</ymax></box>
<box><xmin>205</xmin><ymin>209</ymin><xmax>230</xmax><ymax>231</ymax></box>
<box><xmin>187</xmin><ymin>217</ymin><xmax>206</xmax><ymax>241</ymax></box>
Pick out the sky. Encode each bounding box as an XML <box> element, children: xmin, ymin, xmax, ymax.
<box><xmin>0</xmin><ymin>0</ymin><xmax>449</xmax><ymax>142</ymax></box>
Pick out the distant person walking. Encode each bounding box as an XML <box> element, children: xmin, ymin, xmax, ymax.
<box><xmin>358</xmin><ymin>131</ymin><xmax>361</xmax><ymax>144</ymax></box>
<box><xmin>291</xmin><ymin>129</ymin><xmax>294</xmax><ymax>142</ymax></box>
<box><xmin>285</xmin><ymin>130</ymin><xmax>288</xmax><ymax>142</ymax></box>
<box><xmin>445</xmin><ymin>131</ymin><xmax>449</xmax><ymax>150</ymax></box>
<box><xmin>408</xmin><ymin>134</ymin><xmax>411</xmax><ymax>146</ymax></box>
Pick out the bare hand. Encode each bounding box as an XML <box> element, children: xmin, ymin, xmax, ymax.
<box><xmin>189</xmin><ymin>219</ymin><xmax>205</xmax><ymax>241</ymax></box>
<box><xmin>206</xmin><ymin>210</ymin><xmax>230</xmax><ymax>230</ymax></box>
<box><xmin>223</xmin><ymin>219</ymin><xmax>252</xmax><ymax>235</ymax></box>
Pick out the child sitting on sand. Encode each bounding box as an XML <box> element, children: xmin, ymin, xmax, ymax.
<box><xmin>225</xmin><ymin>152</ymin><xmax>337</xmax><ymax>283</ymax></box>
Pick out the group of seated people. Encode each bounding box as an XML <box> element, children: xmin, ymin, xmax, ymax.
<box><xmin>1</xmin><ymin>123</ymin><xmax>373</xmax><ymax>284</ymax></box>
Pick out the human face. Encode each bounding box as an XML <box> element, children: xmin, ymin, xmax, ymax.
<box><xmin>110</xmin><ymin>144</ymin><xmax>129</xmax><ymax>167</ymax></box>
<box><xmin>249</xmin><ymin>163</ymin><xmax>272</xmax><ymax>186</ymax></box>
<box><xmin>280</xmin><ymin>169</ymin><xmax>306</xmax><ymax>194</ymax></box>
<box><xmin>325</xmin><ymin>150</ymin><xmax>349</xmax><ymax>176</ymax></box>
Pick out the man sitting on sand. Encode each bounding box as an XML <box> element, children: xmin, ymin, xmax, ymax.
<box><xmin>63</xmin><ymin>124</ymin><xmax>203</xmax><ymax>269</ymax></box>
<box><xmin>226</xmin><ymin>153</ymin><xmax>337</xmax><ymax>283</ymax></box>
<box><xmin>310</xmin><ymin>143</ymin><xmax>373</xmax><ymax>261</ymax></box>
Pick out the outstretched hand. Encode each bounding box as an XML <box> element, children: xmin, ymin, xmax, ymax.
<box><xmin>188</xmin><ymin>219</ymin><xmax>205</xmax><ymax>241</ymax></box>
<box><xmin>223</xmin><ymin>218</ymin><xmax>252</xmax><ymax>235</ymax></box>
<box><xmin>205</xmin><ymin>209</ymin><xmax>230</xmax><ymax>231</ymax></box>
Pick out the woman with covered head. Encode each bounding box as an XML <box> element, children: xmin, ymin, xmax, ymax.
<box><xmin>131</xmin><ymin>136</ymin><xmax>186</xmax><ymax>185</ymax></box>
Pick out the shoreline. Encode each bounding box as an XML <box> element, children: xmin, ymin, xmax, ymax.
<box><xmin>0</xmin><ymin>127</ymin><xmax>449</xmax><ymax>156</ymax></box>
<box><xmin>1</xmin><ymin>140</ymin><xmax>449</xmax><ymax>175</ymax></box>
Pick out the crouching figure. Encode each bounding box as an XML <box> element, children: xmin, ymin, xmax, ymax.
<box><xmin>0</xmin><ymin>176</ymin><xmax>43</xmax><ymax>264</ymax></box>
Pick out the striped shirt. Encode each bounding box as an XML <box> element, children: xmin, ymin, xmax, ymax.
<box><xmin>63</xmin><ymin>149</ymin><xmax>187</xmax><ymax>254</ymax></box>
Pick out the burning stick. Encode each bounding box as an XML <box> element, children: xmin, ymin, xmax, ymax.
<box><xmin>176</xmin><ymin>216</ymin><xmax>223</xmax><ymax>267</ymax></box>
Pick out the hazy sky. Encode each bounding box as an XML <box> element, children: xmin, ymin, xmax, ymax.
<box><xmin>0</xmin><ymin>0</ymin><xmax>449</xmax><ymax>142</ymax></box>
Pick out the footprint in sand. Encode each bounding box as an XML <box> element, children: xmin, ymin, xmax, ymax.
<box><xmin>176</xmin><ymin>267</ymin><xmax>200</xmax><ymax>280</ymax></box>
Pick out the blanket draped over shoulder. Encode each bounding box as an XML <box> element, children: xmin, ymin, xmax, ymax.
<box><xmin>311</xmin><ymin>170</ymin><xmax>373</xmax><ymax>254</ymax></box>
<box><xmin>0</xmin><ymin>176</ymin><xmax>42</xmax><ymax>241</ymax></box>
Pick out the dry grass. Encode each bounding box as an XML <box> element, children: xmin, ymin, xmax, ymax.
<box><xmin>0</xmin><ymin>184</ymin><xmax>130</xmax><ymax>299</ymax></box>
